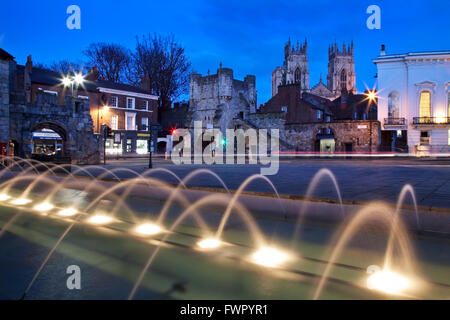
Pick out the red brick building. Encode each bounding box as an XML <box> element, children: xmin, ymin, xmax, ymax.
<box><xmin>15</xmin><ymin>56</ymin><xmax>159</xmax><ymax>156</ymax></box>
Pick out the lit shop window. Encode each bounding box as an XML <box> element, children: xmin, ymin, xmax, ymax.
<box><xmin>136</xmin><ymin>140</ymin><xmax>148</xmax><ymax>154</ymax></box>
<box><xmin>105</xmin><ymin>139</ymin><xmax>122</xmax><ymax>155</ymax></box>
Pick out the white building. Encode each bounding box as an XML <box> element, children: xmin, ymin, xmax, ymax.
<box><xmin>373</xmin><ymin>46</ymin><xmax>450</xmax><ymax>155</ymax></box>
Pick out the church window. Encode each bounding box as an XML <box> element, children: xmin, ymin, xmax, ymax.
<box><xmin>294</xmin><ymin>68</ymin><xmax>301</xmax><ymax>83</ymax></box>
<box><xmin>340</xmin><ymin>69</ymin><xmax>347</xmax><ymax>89</ymax></box>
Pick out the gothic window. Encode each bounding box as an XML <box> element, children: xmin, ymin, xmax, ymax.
<box><xmin>388</xmin><ymin>91</ymin><xmax>400</xmax><ymax>118</ymax></box>
<box><xmin>340</xmin><ymin>69</ymin><xmax>347</xmax><ymax>89</ymax></box>
<box><xmin>294</xmin><ymin>68</ymin><xmax>301</xmax><ymax>83</ymax></box>
<box><xmin>419</xmin><ymin>91</ymin><xmax>431</xmax><ymax>119</ymax></box>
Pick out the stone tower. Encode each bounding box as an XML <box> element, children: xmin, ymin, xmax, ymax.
<box><xmin>327</xmin><ymin>41</ymin><xmax>356</xmax><ymax>96</ymax></box>
<box><xmin>272</xmin><ymin>39</ymin><xmax>309</xmax><ymax>96</ymax></box>
<box><xmin>188</xmin><ymin>65</ymin><xmax>257</xmax><ymax>133</ymax></box>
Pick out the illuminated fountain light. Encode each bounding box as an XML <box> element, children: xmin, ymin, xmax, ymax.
<box><xmin>367</xmin><ymin>269</ymin><xmax>410</xmax><ymax>295</ymax></box>
<box><xmin>33</xmin><ymin>202</ymin><xmax>54</xmax><ymax>212</ymax></box>
<box><xmin>58</xmin><ymin>208</ymin><xmax>78</xmax><ymax>217</ymax></box>
<box><xmin>87</xmin><ymin>214</ymin><xmax>113</xmax><ymax>225</ymax></box>
<box><xmin>0</xmin><ymin>194</ymin><xmax>11</xmax><ymax>201</ymax></box>
<box><xmin>10</xmin><ymin>198</ymin><xmax>32</xmax><ymax>206</ymax></box>
<box><xmin>197</xmin><ymin>238</ymin><xmax>222</xmax><ymax>250</ymax></box>
<box><xmin>252</xmin><ymin>247</ymin><xmax>289</xmax><ymax>268</ymax></box>
<box><xmin>135</xmin><ymin>223</ymin><xmax>162</xmax><ymax>236</ymax></box>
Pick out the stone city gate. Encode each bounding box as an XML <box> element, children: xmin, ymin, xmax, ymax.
<box><xmin>9</xmin><ymin>92</ymin><xmax>101</xmax><ymax>164</ymax></box>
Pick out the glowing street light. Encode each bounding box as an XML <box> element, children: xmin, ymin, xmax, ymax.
<box><xmin>197</xmin><ymin>238</ymin><xmax>222</xmax><ymax>250</ymax></box>
<box><xmin>61</xmin><ymin>72</ymin><xmax>85</xmax><ymax>97</ymax></box>
<box><xmin>367</xmin><ymin>269</ymin><xmax>410</xmax><ymax>295</ymax></box>
<box><xmin>252</xmin><ymin>247</ymin><xmax>289</xmax><ymax>268</ymax></box>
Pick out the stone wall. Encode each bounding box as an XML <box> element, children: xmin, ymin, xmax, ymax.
<box><xmin>0</xmin><ymin>58</ymin><xmax>10</xmax><ymax>144</ymax></box>
<box><xmin>282</xmin><ymin>120</ymin><xmax>380</xmax><ymax>152</ymax></box>
<box><xmin>9</xmin><ymin>92</ymin><xmax>101</xmax><ymax>164</ymax></box>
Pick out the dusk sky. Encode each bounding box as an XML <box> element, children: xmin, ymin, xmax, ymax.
<box><xmin>1</xmin><ymin>0</ymin><xmax>449</xmax><ymax>103</ymax></box>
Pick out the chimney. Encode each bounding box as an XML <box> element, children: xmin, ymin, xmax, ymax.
<box><xmin>380</xmin><ymin>44</ymin><xmax>386</xmax><ymax>56</ymax></box>
<box><xmin>86</xmin><ymin>66</ymin><xmax>99</xmax><ymax>81</ymax></box>
<box><xmin>140</xmin><ymin>75</ymin><xmax>150</xmax><ymax>92</ymax></box>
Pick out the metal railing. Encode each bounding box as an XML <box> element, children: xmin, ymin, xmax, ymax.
<box><xmin>384</xmin><ymin>118</ymin><xmax>406</xmax><ymax>125</ymax></box>
<box><xmin>413</xmin><ymin>117</ymin><xmax>450</xmax><ymax>124</ymax></box>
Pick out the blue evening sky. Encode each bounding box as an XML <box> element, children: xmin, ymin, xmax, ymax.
<box><xmin>1</xmin><ymin>0</ymin><xmax>449</xmax><ymax>103</ymax></box>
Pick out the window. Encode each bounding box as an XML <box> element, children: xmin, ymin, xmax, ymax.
<box><xmin>317</xmin><ymin>110</ymin><xmax>322</xmax><ymax>120</ymax></box>
<box><xmin>353</xmin><ymin>111</ymin><xmax>358</xmax><ymax>120</ymax></box>
<box><xmin>388</xmin><ymin>91</ymin><xmax>400</xmax><ymax>118</ymax></box>
<box><xmin>281</xmin><ymin>106</ymin><xmax>287</xmax><ymax>112</ymax></box>
<box><xmin>136</xmin><ymin>140</ymin><xmax>148</xmax><ymax>154</ymax></box>
<box><xmin>420</xmin><ymin>131</ymin><xmax>430</xmax><ymax>145</ymax></box>
<box><xmin>419</xmin><ymin>91</ymin><xmax>431</xmax><ymax>119</ymax></box>
<box><xmin>110</xmin><ymin>96</ymin><xmax>118</xmax><ymax>107</ymax></box>
<box><xmin>340</xmin><ymin>69</ymin><xmax>347</xmax><ymax>89</ymax></box>
<box><xmin>126</xmin><ymin>97</ymin><xmax>135</xmax><ymax>109</ymax></box>
<box><xmin>294</xmin><ymin>68</ymin><xmax>301</xmax><ymax>83</ymax></box>
<box><xmin>326</xmin><ymin>115</ymin><xmax>331</xmax><ymax>122</ymax></box>
<box><xmin>125</xmin><ymin>112</ymin><xmax>136</xmax><ymax>130</ymax></box>
<box><xmin>141</xmin><ymin>117</ymin><xmax>148</xmax><ymax>131</ymax></box>
<box><xmin>110</xmin><ymin>115</ymin><xmax>118</xmax><ymax>130</ymax></box>
<box><xmin>126</xmin><ymin>139</ymin><xmax>132</xmax><ymax>153</ymax></box>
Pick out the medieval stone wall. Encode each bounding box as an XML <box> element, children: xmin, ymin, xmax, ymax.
<box><xmin>282</xmin><ymin>120</ymin><xmax>380</xmax><ymax>152</ymax></box>
<box><xmin>9</xmin><ymin>91</ymin><xmax>101</xmax><ymax>164</ymax></box>
<box><xmin>0</xmin><ymin>58</ymin><xmax>10</xmax><ymax>143</ymax></box>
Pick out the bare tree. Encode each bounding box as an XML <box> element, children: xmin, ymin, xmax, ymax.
<box><xmin>48</xmin><ymin>60</ymin><xmax>84</xmax><ymax>74</ymax></box>
<box><xmin>84</xmin><ymin>43</ymin><xmax>131</xmax><ymax>82</ymax></box>
<box><xmin>130</xmin><ymin>33</ymin><xmax>191</xmax><ymax>108</ymax></box>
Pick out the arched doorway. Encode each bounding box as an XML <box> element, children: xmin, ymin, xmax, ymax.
<box><xmin>30</xmin><ymin>122</ymin><xmax>67</xmax><ymax>157</ymax></box>
<box><xmin>315</xmin><ymin>127</ymin><xmax>335</xmax><ymax>153</ymax></box>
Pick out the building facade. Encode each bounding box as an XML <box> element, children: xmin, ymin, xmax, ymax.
<box><xmin>374</xmin><ymin>46</ymin><xmax>450</xmax><ymax>154</ymax></box>
<box><xmin>0</xmin><ymin>49</ymin><xmax>100</xmax><ymax>163</ymax></box>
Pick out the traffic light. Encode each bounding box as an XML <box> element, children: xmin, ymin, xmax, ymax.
<box><xmin>221</xmin><ymin>138</ymin><xmax>226</xmax><ymax>146</ymax></box>
<box><xmin>103</xmin><ymin>125</ymin><xmax>112</xmax><ymax>139</ymax></box>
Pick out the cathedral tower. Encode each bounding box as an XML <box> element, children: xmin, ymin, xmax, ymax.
<box><xmin>327</xmin><ymin>41</ymin><xmax>356</xmax><ymax>96</ymax></box>
<box><xmin>272</xmin><ymin>38</ymin><xmax>309</xmax><ymax>96</ymax></box>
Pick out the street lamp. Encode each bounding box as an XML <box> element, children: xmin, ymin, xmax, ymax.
<box><xmin>61</xmin><ymin>72</ymin><xmax>85</xmax><ymax>97</ymax></box>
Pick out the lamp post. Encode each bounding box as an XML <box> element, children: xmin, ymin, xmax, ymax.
<box><xmin>61</xmin><ymin>73</ymin><xmax>85</xmax><ymax>97</ymax></box>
